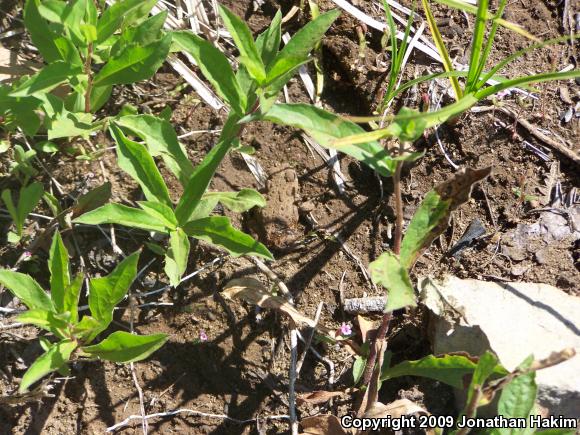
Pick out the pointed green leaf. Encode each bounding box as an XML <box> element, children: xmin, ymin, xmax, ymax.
<box><xmin>182</xmin><ymin>216</ymin><xmax>273</xmax><ymax>260</ymax></box>
<box><xmin>138</xmin><ymin>201</ymin><xmax>178</xmax><ymax>230</ymax></box>
<box><xmin>381</xmin><ymin>354</ymin><xmax>508</xmax><ymax>388</ymax></box>
<box><xmin>115</xmin><ymin>114</ymin><xmax>194</xmax><ymax>186</ymax></box>
<box><xmin>263</xmin><ymin>103</ymin><xmax>395</xmax><ymax>176</ymax></box>
<box><xmin>0</xmin><ymin>270</ymin><xmax>53</xmax><ymax>311</ymax></box>
<box><xmin>218</xmin><ymin>5</ymin><xmax>266</xmax><ymax>83</ymax></box>
<box><xmin>81</xmin><ymin>331</ymin><xmax>167</xmax><ymax>363</ymax></box>
<box><xmin>174</xmin><ymin>116</ymin><xmax>239</xmax><ymax>224</ymax></box>
<box><xmin>64</xmin><ymin>273</ymin><xmax>83</xmax><ymax>324</ymax></box>
<box><xmin>465</xmin><ymin>351</ymin><xmax>500</xmax><ymax>409</ymax></box>
<box><xmin>267</xmin><ymin>9</ymin><xmax>340</xmax><ymax>81</ymax></box>
<box><xmin>203</xmin><ymin>189</ymin><xmax>266</xmax><ymax>213</ymax></box>
<box><xmin>73</xmin><ymin>203</ymin><xmax>170</xmax><ymax>233</ymax></box>
<box><xmin>497</xmin><ymin>356</ymin><xmax>537</xmax><ymax>431</ymax></box>
<box><xmin>171</xmin><ymin>31</ymin><xmax>246</xmax><ymax>114</ymax></box>
<box><xmin>48</xmin><ymin>232</ymin><xmax>70</xmax><ymax>313</ymax></box>
<box><xmin>88</xmin><ymin>251</ymin><xmax>139</xmax><ymax>328</ymax></box>
<box><xmin>110</xmin><ymin>124</ymin><xmax>172</xmax><ymax>206</ymax></box>
<box><xmin>72</xmin><ymin>315</ymin><xmax>103</xmax><ymax>342</ymax></box>
<box><xmin>17</xmin><ymin>182</ymin><xmax>44</xmax><ymax>230</ymax></box>
<box><xmin>400</xmin><ymin>190</ymin><xmax>451</xmax><ymax>270</ymax></box>
<box><xmin>96</xmin><ymin>0</ymin><xmax>158</xmax><ymax>44</ymax></box>
<box><xmin>93</xmin><ymin>34</ymin><xmax>171</xmax><ymax>86</ymax></box>
<box><xmin>164</xmin><ymin>228</ymin><xmax>190</xmax><ymax>287</ymax></box>
<box><xmin>256</xmin><ymin>10</ymin><xmax>282</xmax><ymax>67</ymax></box>
<box><xmin>369</xmin><ymin>252</ymin><xmax>415</xmax><ymax>312</ymax></box>
<box><xmin>23</xmin><ymin>0</ymin><xmax>66</xmax><ymax>62</ymax></box>
<box><xmin>10</xmin><ymin>62</ymin><xmax>84</xmax><ymax>97</ymax></box>
<box><xmin>19</xmin><ymin>339</ymin><xmax>76</xmax><ymax>392</ymax></box>
<box><xmin>15</xmin><ymin>309</ymin><xmax>69</xmax><ymax>337</ymax></box>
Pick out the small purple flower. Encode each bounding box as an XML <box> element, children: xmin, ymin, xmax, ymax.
<box><xmin>339</xmin><ymin>322</ymin><xmax>352</xmax><ymax>336</ymax></box>
<box><xmin>23</xmin><ymin>251</ymin><xmax>32</xmax><ymax>258</ymax></box>
<box><xmin>496</xmin><ymin>89</ymin><xmax>511</xmax><ymax>99</ymax></box>
<box><xmin>198</xmin><ymin>330</ymin><xmax>208</xmax><ymax>342</ymax></box>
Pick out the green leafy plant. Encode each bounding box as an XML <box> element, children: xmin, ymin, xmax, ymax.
<box><xmin>379</xmin><ymin>351</ymin><xmax>575</xmax><ymax>435</ymax></box>
<box><xmin>0</xmin><ymin>232</ymin><xmax>167</xmax><ymax>392</ymax></box>
<box><xmin>1</xmin><ymin>0</ymin><xmax>170</xmax><ymax>139</ymax></box>
<box><xmin>1</xmin><ymin>182</ymin><xmax>44</xmax><ymax>244</ymax></box>
<box><xmin>73</xmin><ymin>119</ymin><xmax>272</xmax><ymax>286</ymax></box>
<box><xmin>67</xmin><ymin>5</ymin><xmax>350</xmax><ymax>286</ymax></box>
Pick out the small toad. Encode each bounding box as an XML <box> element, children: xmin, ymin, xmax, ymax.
<box><xmin>249</xmin><ymin>168</ymin><xmax>301</xmax><ymax>249</ymax></box>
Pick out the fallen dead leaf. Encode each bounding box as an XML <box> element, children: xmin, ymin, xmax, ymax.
<box><xmin>363</xmin><ymin>399</ymin><xmax>428</xmax><ymax>420</ymax></box>
<box><xmin>356</xmin><ymin>315</ymin><xmax>377</xmax><ymax>343</ymax></box>
<box><xmin>223</xmin><ymin>278</ymin><xmax>335</xmax><ymax>337</ymax></box>
<box><xmin>223</xmin><ymin>278</ymin><xmax>362</xmax><ymax>354</ymax></box>
<box><xmin>297</xmin><ymin>390</ymin><xmax>345</xmax><ymax>405</ymax></box>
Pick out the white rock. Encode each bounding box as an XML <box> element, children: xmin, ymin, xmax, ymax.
<box><xmin>419</xmin><ymin>276</ymin><xmax>580</xmax><ymax>417</ymax></box>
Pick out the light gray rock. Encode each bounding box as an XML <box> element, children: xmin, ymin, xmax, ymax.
<box><xmin>419</xmin><ymin>276</ymin><xmax>580</xmax><ymax>417</ymax></box>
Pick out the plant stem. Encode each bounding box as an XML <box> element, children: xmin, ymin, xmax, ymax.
<box><xmin>84</xmin><ymin>42</ymin><xmax>93</xmax><ymax>113</ymax></box>
<box><xmin>393</xmin><ymin>155</ymin><xmax>405</xmax><ymax>256</ymax></box>
<box><xmin>358</xmin><ymin>141</ymin><xmax>406</xmax><ymax>413</ymax></box>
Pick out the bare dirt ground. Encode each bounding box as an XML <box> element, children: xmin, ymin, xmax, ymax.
<box><xmin>0</xmin><ymin>0</ymin><xmax>578</xmax><ymax>433</ymax></box>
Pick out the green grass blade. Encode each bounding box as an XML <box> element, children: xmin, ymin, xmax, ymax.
<box><xmin>476</xmin><ymin>70</ymin><xmax>580</xmax><ymax>101</ymax></box>
<box><xmin>471</xmin><ymin>0</ymin><xmax>507</xmax><ymax>92</ymax></box>
<box><xmin>478</xmin><ymin>34</ymin><xmax>575</xmax><ymax>90</ymax></box>
<box><xmin>421</xmin><ymin>0</ymin><xmax>463</xmax><ymax>100</ymax></box>
<box><xmin>466</xmin><ymin>0</ymin><xmax>488</xmax><ymax>90</ymax></box>
<box><xmin>433</xmin><ymin>0</ymin><xmax>539</xmax><ymax>41</ymax></box>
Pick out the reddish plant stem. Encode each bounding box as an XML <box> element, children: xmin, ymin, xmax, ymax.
<box><xmin>359</xmin><ymin>143</ymin><xmax>406</xmax><ymax>405</ymax></box>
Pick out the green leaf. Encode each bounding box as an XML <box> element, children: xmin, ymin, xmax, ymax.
<box><xmin>421</xmin><ymin>0</ymin><xmax>463</xmax><ymax>100</ymax></box>
<box><xmin>73</xmin><ymin>203</ymin><xmax>170</xmax><ymax>233</ymax></box>
<box><xmin>369</xmin><ymin>252</ymin><xmax>415</xmax><ymax>312</ymax></box>
<box><xmin>263</xmin><ymin>104</ymin><xmax>395</xmax><ymax>176</ymax></box>
<box><xmin>1</xmin><ymin>189</ymin><xmax>18</xmax><ymax>227</ymax></box>
<box><xmin>110</xmin><ymin>124</ymin><xmax>172</xmax><ymax>207</ymax></box>
<box><xmin>171</xmin><ymin>31</ymin><xmax>246</xmax><ymax>114</ymax></box>
<box><xmin>47</xmin><ymin>111</ymin><xmax>98</xmax><ymax>140</ymax></box>
<box><xmin>182</xmin><ymin>216</ymin><xmax>273</xmax><ymax>260</ymax></box>
<box><xmin>71</xmin><ymin>315</ymin><xmax>103</xmax><ymax>342</ymax></box>
<box><xmin>164</xmin><ymin>228</ymin><xmax>190</xmax><ymax>287</ymax></box>
<box><xmin>255</xmin><ymin>10</ymin><xmax>282</xmax><ymax>67</ymax></box>
<box><xmin>0</xmin><ymin>270</ymin><xmax>53</xmax><ymax>311</ymax></box>
<box><xmin>267</xmin><ymin>9</ymin><xmax>340</xmax><ymax>82</ymax></box>
<box><xmin>89</xmin><ymin>84</ymin><xmax>113</xmax><ymax>112</ymax></box>
<box><xmin>48</xmin><ymin>232</ymin><xmax>70</xmax><ymax>313</ymax></box>
<box><xmin>218</xmin><ymin>5</ymin><xmax>266</xmax><ymax>83</ymax></box>
<box><xmin>115</xmin><ymin>115</ymin><xmax>194</xmax><ymax>186</ymax></box>
<box><xmin>400</xmin><ymin>191</ymin><xmax>451</xmax><ymax>270</ymax></box>
<box><xmin>72</xmin><ymin>182</ymin><xmax>112</xmax><ymax>217</ymax></box>
<box><xmin>64</xmin><ymin>273</ymin><xmax>83</xmax><ymax>324</ymax></box>
<box><xmin>465</xmin><ymin>351</ymin><xmax>499</xmax><ymax>410</ymax></box>
<box><xmin>88</xmin><ymin>251</ymin><xmax>139</xmax><ymax>329</ymax></box>
<box><xmin>23</xmin><ymin>0</ymin><xmax>66</xmax><ymax>62</ymax></box>
<box><xmin>81</xmin><ymin>331</ymin><xmax>167</xmax><ymax>363</ymax></box>
<box><xmin>114</xmin><ymin>11</ymin><xmax>167</xmax><ymax>49</ymax></box>
<box><xmin>19</xmin><ymin>339</ymin><xmax>76</xmax><ymax>392</ymax></box>
<box><xmin>138</xmin><ymin>201</ymin><xmax>178</xmax><ymax>230</ymax></box>
<box><xmin>10</xmin><ymin>62</ymin><xmax>84</xmax><ymax>97</ymax></box>
<box><xmin>380</xmin><ymin>354</ymin><xmax>508</xmax><ymax>389</ymax></box>
<box><xmin>38</xmin><ymin>0</ymin><xmax>66</xmax><ymax>23</ymax></box>
<box><xmin>381</xmin><ymin>107</ymin><xmax>428</xmax><ymax>142</ymax></box>
<box><xmin>174</xmin><ymin>116</ymin><xmax>239</xmax><ymax>224</ymax></box>
<box><xmin>96</xmin><ymin>0</ymin><xmax>158</xmax><ymax>44</ymax></box>
<box><xmin>203</xmin><ymin>189</ymin><xmax>266</xmax><ymax>213</ymax></box>
<box><xmin>15</xmin><ymin>309</ymin><xmax>69</xmax><ymax>337</ymax></box>
<box><xmin>93</xmin><ymin>34</ymin><xmax>171</xmax><ymax>86</ymax></box>
<box><xmin>497</xmin><ymin>356</ymin><xmax>537</xmax><ymax>434</ymax></box>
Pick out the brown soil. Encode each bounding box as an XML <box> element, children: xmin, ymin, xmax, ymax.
<box><xmin>1</xmin><ymin>0</ymin><xmax>578</xmax><ymax>434</ymax></box>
